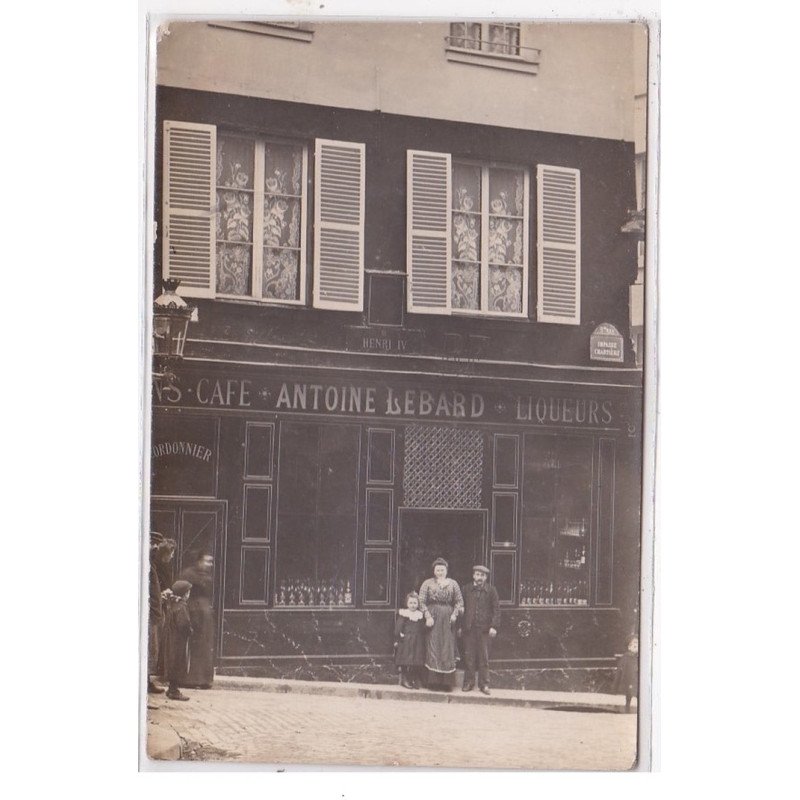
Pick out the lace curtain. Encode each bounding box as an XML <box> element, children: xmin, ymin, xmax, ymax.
<box><xmin>215</xmin><ymin>134</ymin><xmax>303</xmax><ymax>300</ymax></box>
<box><xmin>451</xmin><ymin>163</ymin><xmax>525</xmax><ymax>313</ymax></box>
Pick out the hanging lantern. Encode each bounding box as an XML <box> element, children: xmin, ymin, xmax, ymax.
<box><xmin>153</xmin><ymin>279</ymin><xmax>197</xmax><ymax>359</ymax></box>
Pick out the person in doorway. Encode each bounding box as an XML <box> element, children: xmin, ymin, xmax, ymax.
<box><xmin>179</xmin><ymin>551</ymin><xmax>215</xmax><ymax>689</ymax></box>
<box><xmin>459</xmin><ymin>564</ymin><xmax>500</xmax><ymax>695</ymax></box>
<box><xmin>418</xmin><ymin>558</ymin><xmax>464</xmax><ymax>691</ymax></box>
<box><xmin>394</xmin><ymin>591</ymin><xmax>425</xmax><ymax>689</ymax></box>
<box><xmin>163</xmin><ymin>580</ymin><xmax>193</xmax><ymax>701</ymax></box>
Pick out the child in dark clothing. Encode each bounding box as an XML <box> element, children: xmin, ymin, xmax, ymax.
<box><xmin>613</xmin><ymin>634</ymin><xmax>639</xmax><ymax>713</ymax></box>
<box><xmin>394</xmin><ymin>592</ymin><xmax>425</xmax><ymax>689</ymax></box>
<box><xmin>163</xmin><ymin>579</ymin><xmax>193</xmax><ymax>701</ymax></box>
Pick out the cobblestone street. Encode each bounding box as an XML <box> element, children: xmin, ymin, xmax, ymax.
<box><xmin>147</xmin><ymin>688</ymin><xmax>637</xmax><ymax>770</ymax></box>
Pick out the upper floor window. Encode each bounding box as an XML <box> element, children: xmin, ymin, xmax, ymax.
<box><xmin>407</xmin><ymin>150</ymin><xmax>580</xmax><ymax>324</ymax></box>
<box><xmin>216</xmin><ymin>132</ymin><xmax>308</xmax><ymax>303</ymax></box>
<box><xmin>450</xmin><ymin>160</ymin><xmax>530</xmax><ymax>317</ymax></box>
<box><xmin>449</xmin><ymin>22</ymin><xmax>521</xmax><ymax>56</ymax></box>
<box><xmin>162</xmin><ymin>121</ymin><xmax>365</xmax><ymax>310</ymax></box>
<box><xmin>445</xmin><ymin>22</ymin><xmax>540</xmax><ymax>75</ymax></box>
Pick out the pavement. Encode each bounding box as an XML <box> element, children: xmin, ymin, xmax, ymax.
<box><xmin>145</xmin><ymin>676</ymin><xmax>637</xmax><ymax>768</ymax></box>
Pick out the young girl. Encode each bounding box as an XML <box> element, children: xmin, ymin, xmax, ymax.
<box><xmin>394</xmin><ymin>592</ymin><xmax>425</xmax><ymax>689</ymax></box>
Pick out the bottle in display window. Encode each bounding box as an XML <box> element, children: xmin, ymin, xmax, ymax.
<box><xmin>274</xmin><ymin>577</ymin><xmax>355</xmax><ymax>607</ymax></box>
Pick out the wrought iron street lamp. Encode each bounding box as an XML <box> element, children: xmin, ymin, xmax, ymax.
<box><xmin>153</xmin><ymin>279</ymin><xmax>197</xmax><ymax>382</ymax></box>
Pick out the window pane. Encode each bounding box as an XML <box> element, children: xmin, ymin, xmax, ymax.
<box><xmin>217</xmin><ymin>135</ymin><xmax>254</xmax><ymax>190</ymax></box>
<box><xmin>216</xmin><ymin>242</ymin><xmax>252</xmax><ymax>295</ymax></box>
<box><xmin>488</xmin><ymin>218</ymin><xmax>523</xmax><ymax>266</ymax></box>
<box><xmin>263</xmin><ymin>196</ymin><xmax>301</xmax><ymax>247</ymax></box>
<box><xmin>263</xmin><ymin>248</ymin><xmax>300</xmax><ymax>300</ymax></box>
<box><xmin>452</xmin><ymin>262</ymin><xmax>480</xmax><ymax>309</ymax></box>
<box><xmin>265</xmin><ymin>142</ymin><xmax>304</xmax><ymax>196</ymax></box>
<box><xmin>453</xmin><ymin>163</ymin><xmax>482</xmax><ymax>213</ymax></box>
<box><xmin>275</xmin><ymin>422</ymin><xmax>358</xmax><ymax>606</ymax></box>
<box><xmin>489</xmin><ymin>168</ymin><xmax>525</xmax><ymax>216</ymax></box>
<box><xmin>488</xmin><ymin>266</ymin><xmax>523</xmax><ymax>313</ymax></box>
<box><xmin>449</xmin><ymin>21</ymin><xmax>481</xmax><ymax>49</ymax></box>
<box><xmin>520</xmin><ymin>434</ymin><xmax>592</xmax><ymax>606</ymax></box>
<box><xmin>487</xmin><ymin>23</ymin><xmax>520</xmax><ymax>55</ymax></box>
<box><xmin>217</xmin><ymin>190</ymin><xmax>253</xmax><ymax>243</ymax></box>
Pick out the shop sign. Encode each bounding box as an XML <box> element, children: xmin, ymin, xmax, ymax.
<box><xmin>154</xmin><ymin>374</ymin><xmax>623</xmax><ymax>430</ymax></box>
<box><xmin>346</xmin><ymin>327</ymin><xmax>420</xmax><ymax>354</ymax></box>
<box><xmin>151</xmin><ymin>413</ymin><xmax>218</xmax><ymax>496</ymax></box>
<box><xmin>590</xmin><ymin>323</ymin><xmax>624</xmax><ymax>363</ymax></box>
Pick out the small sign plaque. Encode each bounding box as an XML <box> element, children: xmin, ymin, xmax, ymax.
<box><xmin>346</xmin><ymin>326</ymin><xmax>420</xmax><ymax>354</ymax></box>
<box><xmin>590</xmin><ymin>323</ymin><xmax>624</xmax><ymax>363</ymax></box>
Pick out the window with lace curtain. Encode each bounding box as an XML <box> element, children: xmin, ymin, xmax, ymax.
<box><xmin>448</xmin><ymin>22</ymin><xmax>521</xmax><ymax>56</ymax></box>
<box><xmin>407</xmin><ymin>150</ymin><xmax>580</xmax><ymax>323</ymax></box>
<box><xmin>450</xmin><ymin>161</ymin><xmax>530</xmax><ymax>316</ymax></box>
<box><xmin>162</xmin><ymin>120</ymin><xmax>366</xmax><ymax>310</ymax></box>
<box><xmin>215</xmin><ymin>132</ymin><xmax>308</xmax><ymax>303</ymax></box>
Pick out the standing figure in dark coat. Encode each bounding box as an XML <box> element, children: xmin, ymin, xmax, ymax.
<box><xmin>418</xmin><ymin>558</ymin><xmax>464</xmax><ymax>691</ymax></box>
<box><xmin>394</xmin><ymin>591</ymin><xmax>426</xmax><ymax>689</ymax></box>
<box><xmin>147</xmin><ymin>532</ymin><xmax>166</xmax><ymax>694</ymax></box>
<box><xmin>179</xmin><ymin>551</ymin><xmax>215</xmax><ymax>688</ymax></box>
<box><xmin>613</xmin><ymin>635</ymin><xmax>639</xmax><ymax>712</ymax></box>
<box><xmin>163</xmin><ymin>580</ymin><xmax>193</xmax><ymax>701</ymax></box>
<box><xmin>459</xmin><ymin>565</ymin><xmax>500</xmax><ymax>695</ymax></box>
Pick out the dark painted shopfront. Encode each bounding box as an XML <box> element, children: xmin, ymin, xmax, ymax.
<box><xmin>151</xmin><ymin>363</ymin><xmax>642</xmax><ymax>690</ymax></box>
<box><xmin>151</xmin><ymin>84</ymin><xmax>643</xmax><ymax>690</ymax></box>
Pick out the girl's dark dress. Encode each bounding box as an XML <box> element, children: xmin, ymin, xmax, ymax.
<box><xmin>394</xmin><ymin>610</ymin><xmax>425</xmax><ymax>666</ymax></box>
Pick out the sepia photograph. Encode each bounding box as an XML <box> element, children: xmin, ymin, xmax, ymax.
<box><xmin>143</xmin><ymin>12</ymin><xmax>654</xmax><ymax>770</ymax></box>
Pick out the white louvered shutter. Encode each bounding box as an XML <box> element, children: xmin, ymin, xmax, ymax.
<box><xmin>537</xmin><ymin>165</ymin><xmax>581</xmax><ymax>324</ymax></box>
<box><xmin>407</xmin><ymin>150</ymin><xmax>452</xmax><ymax>314</ymax></box>
<box><xmin>313</xmin><ymin>139</ymin><xmax>365</xmax><ymax>310</ymax></box>
<box><xmin>162</xmin><ymin>121</ymin><xmax>217</xmax><ymax>298</ymax></box>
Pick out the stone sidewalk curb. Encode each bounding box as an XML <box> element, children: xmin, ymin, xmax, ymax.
<box><xmin>214</xmin><ymin>675</ymin><xmax>634</xmax><ymax>713</ymax></box>
<box><xmin>146</xmin><ymin>722</ymin><xmax>183</xmax><ymax>761</ymax></box>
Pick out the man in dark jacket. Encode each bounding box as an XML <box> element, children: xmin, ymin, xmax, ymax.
<box><xmin>148</xmin><ymin>532</ymin><xmax>166</xmax><ymax>694</ymax></box>
<box><xmin>460</xmin><ymin>565</ymin><xmax>500</xmax><ymax>695</ymax></box>
<box><xmin>148</xmin><ymin>533</ymin><xmax>177</xmax><ymax>692</ymax></box>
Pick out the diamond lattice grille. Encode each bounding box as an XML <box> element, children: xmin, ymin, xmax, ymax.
<box><xmin>403</xmin><ymin>425</ymin><xmax>484</xmax><ymax>508</ymax></box>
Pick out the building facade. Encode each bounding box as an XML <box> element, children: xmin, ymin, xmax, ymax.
<box><xmin>150</xmin><ymin>20</ymin><xmax>646</xmax><ymax>690</ymax></box>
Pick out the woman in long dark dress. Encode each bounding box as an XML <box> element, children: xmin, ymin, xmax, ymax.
<box><xmin>178</xmin><ymin>551</ymin><xmax>215</xmax><ymax>688</ymax></box>
<box><xmin>418</xmin><ymin>558</ymin><xmax>464</xmax><ymax>690</ymax></box>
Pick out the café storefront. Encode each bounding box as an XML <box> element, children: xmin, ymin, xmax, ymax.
<box><xmin>151</xmin><ymin>362</ymin><xmax>642</xmax><ymax>691</ymax></box>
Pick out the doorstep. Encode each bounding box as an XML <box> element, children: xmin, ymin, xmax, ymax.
<box><xmin>213</xmin><ymin>675</ymin><xmax>634</xmax><ymax>712</ymax></box>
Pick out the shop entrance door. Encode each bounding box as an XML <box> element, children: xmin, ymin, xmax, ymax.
<box><xmin>150</xmin><ymin>499</ymin><xmax>226</xmax><ymax>649</ymax></box>
<box><xmin>397</xmin><ymin>509</ymin><xmax>487</xmax><ymax>602</ymax></box>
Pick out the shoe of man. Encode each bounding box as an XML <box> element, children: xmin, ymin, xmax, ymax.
<box><xmin>479</xmin><ymin>686</ymin><xmax>491</xmax><ymax>696</ymax></box>
<box><xmin>462</xmin><ymin>682</ymin><xmax>475</xmax><ymax>692</ymax></box>
<box><xmin>400</xmin><ymin>677</ymin><xmax>413</xmax><ymax>689</ymax></box>
<box><xmin>166</xmin><ymin>689</ymin><xmax>190</xmax><ymax>701</ymax></box>
<box><xmin>147</xmin><ymin>681</ymin><xmax>165</xmax><ymax>694</ymax></box>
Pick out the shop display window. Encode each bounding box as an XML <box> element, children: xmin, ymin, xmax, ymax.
<box><xmin>520</xmin><ymin>434</ymin><xmax>593</xmax><ymax>606</ymax></box>
<box><xmin>274</xmin><ymin>422</ymin><xmax>358</xmax><ymax>607</ymax></box>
